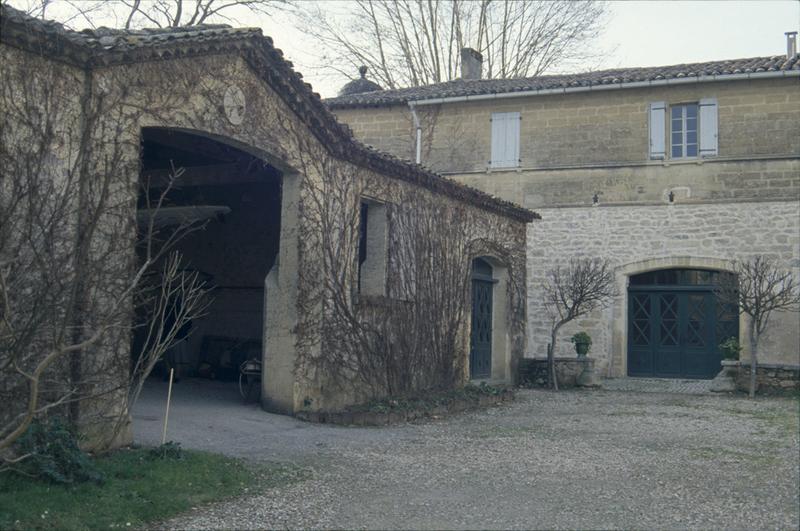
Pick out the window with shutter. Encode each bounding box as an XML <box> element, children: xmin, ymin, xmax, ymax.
<box><xmin>490</xmin><ymin>112</ymin><xmax>521</xmax><ymax>169</ymax></box>
<box><xmin>666</xmin><ymin>99</ymin><xmax>718</xmax><ymax>159</ymax></box>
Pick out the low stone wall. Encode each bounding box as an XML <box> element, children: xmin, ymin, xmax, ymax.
<box><xmin>519</xmin><ymin>357</ymin><xmax>597</xmax><ymax>388</ymax></box>
<box><xmin>295</xmin><ymin>388</ymin><xmax>515</xmax><ymax>426</ymax></box>
<box><xmin>723</xmin><ymin>361</ymin><xmax>800</xmax><ymax>394</ymax></box>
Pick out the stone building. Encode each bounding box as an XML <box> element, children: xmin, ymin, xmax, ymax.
<box><xmin>328</xmin><ymin>45</ymin><xmax>800</xmax><ymax>381</ymax></box>
<box><xmin>0</xmin><ymin>6</ymin><xmax>534</xmax><ymax>447</ymax></box>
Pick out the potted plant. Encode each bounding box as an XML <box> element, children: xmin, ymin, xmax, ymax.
<box><xmin>570</xmin><ymin>332</ymin><xmax>592</xmax><ymax>357</ymax></box>
<box><xmin>719</xmin><ymin>336</ymin><xmax>742</xmax><ymax>360</ymax></box>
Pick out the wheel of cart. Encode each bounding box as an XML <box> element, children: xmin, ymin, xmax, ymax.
<box><xmin>239</xmin><ymin>358</ymin><xmax>262</xmax><ymax>403</ymax></box>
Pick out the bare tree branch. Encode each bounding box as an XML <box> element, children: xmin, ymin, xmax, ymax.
<box><xmin>716</xmin><ymin>256</ymin><xmax>800</xmax><ymax>398</ymax></box>
<box><xmin>542</xmin><ymin>258</ymin><xmax>615</xmax><ymax>390</ymax></box>
<box><xmin>296</xmin><ymin>0</ymin><xmax>608</xmax><ymax>90</ymax></box>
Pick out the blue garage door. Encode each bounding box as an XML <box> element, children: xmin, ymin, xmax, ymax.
<box><xmin>627</xmin><ymin>269</ymin><xmax>738</xmax><ymax>379</ymax></box>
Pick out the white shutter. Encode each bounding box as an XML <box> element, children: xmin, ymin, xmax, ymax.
<box><xmin>490</xmin><ymin>112</ymin><xmax>520</xmax><ymax>168</ymax></box>
<box><xmin>505</xmin><ymin>112</ymin><xmax>521</xmax><ymax>167</ymax></box>
<box><xmin>490</xmin><ymin>112</ymin><xmax>507</xmax><ymax>168</ymax></box>
<box><xmin>648</xmin><ymin>102</ymin><xmax>666</xmax><ymax>159</ymax></box>
<box><xmin>699</xmin><ymin>98</ymin><xmax>718</xmax><ymax>157</ymax></box>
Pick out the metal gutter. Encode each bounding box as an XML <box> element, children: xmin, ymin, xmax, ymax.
<box><xmin>408</xmin><ymin>102</ymin><xmax>422</xmax><ymax>164</ymax></box>
<box><xmin>412</xmin><ymin>70</ymin><xmax>800</xmax><ymax>106</ymax></box>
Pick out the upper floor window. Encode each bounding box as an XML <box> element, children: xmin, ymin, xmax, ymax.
<box><xmin>671</xmin><ymin>103</ymin><xmax>698</xmax><ymax>158</ymax></box>
<box><xmin>649</xmin><ymin>98</ymin><xmax>718</xmax><ymax>160</ymax></box>
<box><xmin>490</xmin><ymin>112</ymin><xmax>521</xmax><ymax>169</ymax></box>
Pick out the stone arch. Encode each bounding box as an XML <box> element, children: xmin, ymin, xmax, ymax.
<box><xmin>609</xmin><ymin>255</ymin><xmax>742</xmax><ymax>378</ymax></box>
<box><xmin>139</xmin><ymin>125</ymin><xmax>300</xmax><ymax>176</ymax></box>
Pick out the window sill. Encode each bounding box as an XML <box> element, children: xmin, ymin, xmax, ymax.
<box><xmin>660</xmin><ymin>157</ymin><xmax>706</xmax><ymax>167</ymax></box>
<box><xmin>487</xmin><ymin>165</ymin><xmax>522</xmax><ymax>173</ymax></box>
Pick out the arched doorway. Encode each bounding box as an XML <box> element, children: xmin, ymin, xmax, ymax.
<box><xmin>627</xmin><ymin>268</ymin><xmax>738</xmax><ymax>379</ymax></box>
<box><xmin>134</xmin><ymin>127</ymin><xmax>282</xmax><ymax>403</ymax></box>
<box><xmin>470</xmin><ymin>258</ymin><xmax>494</xmax><ymax>379</ymax></box>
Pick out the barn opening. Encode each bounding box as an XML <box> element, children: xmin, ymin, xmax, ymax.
<box><xmin>133</xmin><ymin>128</ymin><xmax>282</xmax><ymax>403</ymax></box>
<box><xmin>627</xmin><ymin>268</ymin><xmax>738</xmax><ymax>379</ymax></box>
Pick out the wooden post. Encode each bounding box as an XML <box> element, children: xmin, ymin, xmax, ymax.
<box><xmin>161</xmin><ymin>368</ymin><xmax>174</xmax><ymax>445</ymax></box>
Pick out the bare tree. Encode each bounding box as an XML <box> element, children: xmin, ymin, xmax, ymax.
<box><xmin>296</xmin><ymin>0</ymin><xmax>608</xmax><ymax>90</ymax></box>
<box><xmin>542</xmin><ymin>258</ymin><xmax>614</xmax><ymax>390</ymax></box>
<box><xmin>716</xmin><ymin>256</ymin><xmax>800</xmax><ymax>398</ymax></box>
<box><xmin>5</xmin><ymin>0</ymin><xmax>287</xmax><ymax>29</ymax></box>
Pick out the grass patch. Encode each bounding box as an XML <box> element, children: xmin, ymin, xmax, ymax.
<box><xmin>718</xmin><ymin>401</ymin><xmax>800</xmax><ymax>437</ymax></box>
<box><xmin>690</xmin><ymin>446</ymin><xmax>780</xmax><ymax>466</ymax></box>
<box><xmin>0</xmin><ymin>447</ymin><xmax>306</xmax><ymax>530</ymax></box>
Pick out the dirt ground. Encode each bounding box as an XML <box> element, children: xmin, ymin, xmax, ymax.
<box><xmin>136</xmin><ymin>379</ymin><xmax>800</xmax><ymax>530</ymax></box>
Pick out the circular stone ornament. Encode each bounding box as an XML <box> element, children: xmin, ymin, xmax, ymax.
<box><xmin>223</xmin><ymin>84</ymin><xmax>246</xmax><ymax>125</ymax></box>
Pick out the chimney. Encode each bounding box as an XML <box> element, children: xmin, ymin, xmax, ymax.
<box><xmin>787</xmin><ymin>31</ymin><xmax>798</xmax><ymax>59</ymax></box>
<box><xmin>460</xmin><ymin>48</ymin><xmax>483</xmax><ymax>80</ymax></box>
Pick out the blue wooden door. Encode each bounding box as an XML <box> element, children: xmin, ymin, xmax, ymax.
<box><xmin>470</xmin><ymin>261</ymin><xmax>493</xmax><ymax>379</ymax></box>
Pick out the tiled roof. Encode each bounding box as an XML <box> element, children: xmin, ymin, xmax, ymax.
<box><xmin>0</xmin><ymin>4</ymin><xmax>537</xmax><ymax>222</ymax></box>
<box><xmin>326</xmin><ymin>55</ymin><xmax>800</xmax><ymax>108</ymax></box>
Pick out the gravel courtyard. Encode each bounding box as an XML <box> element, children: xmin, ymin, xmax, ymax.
<box><xmin>139</xmin><ymin>382</ymin><xmax>800</xmax><ymax>530</ymax></box>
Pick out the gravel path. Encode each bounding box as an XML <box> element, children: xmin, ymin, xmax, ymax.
<box><xmin>140</xmin><ymin>382</ymin><xmax>800</xmax><ymax>530</ymax></box>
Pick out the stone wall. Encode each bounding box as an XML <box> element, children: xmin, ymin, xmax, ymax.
<box><xmin>1</xmin><ymin>43</ymin><xmax>135</xmax><ymax>449</ymax></box>
<box><xmin>518</xmin><ymin>357</ymin><xmax>596</xmax><ymax>388</ymax></box>
<box><xmin>453</xmin><ymin>158</ymin><xmax>799</xmax><ymax>209</ymax></box>
<box><xmin>335</xmin><ymin>105</ymin><xmax>416</xmax><ymax>162</ymax></box>
<box><xmin>527</xmin><ymin>200</ymin><xmax>800</xmax><ymax>376</ymax></box>
<box><xmin>721</xmin><ymin>361</ymin><xmax>800</xmax><ymax>394</ymax></box>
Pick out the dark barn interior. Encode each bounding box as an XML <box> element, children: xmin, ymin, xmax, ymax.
<box><xmin>134</xmin><ymin>128</ymin><xmax>282</xmax><ymax>396</ymax></box>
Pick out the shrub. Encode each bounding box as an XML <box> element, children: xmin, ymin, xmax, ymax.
<box><xmin>148</xmin><ymin>441</ymin><xmax>184</xmax><ymax>460</ymax></box>
<box><xmin>13</xmin><ymin>418</ymin><xmax>104</xmax><ymax>484</ymax></box>
<box><xmin>719</xmin><ymin>337</ymin><xmax>742</xmax><ymax>360</ymax></box>
<box><xmin>570</xmin><ymin>332</ymin><xmax>592</xmax><ymax>346</ymax></box>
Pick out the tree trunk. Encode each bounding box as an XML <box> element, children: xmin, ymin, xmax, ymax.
<box><xmin>548</xmin><ymin>325</ymin><xmax>560</xmax><ymax>391</ymax></box>
<box><xmin>748</xmin><ymin>322</ymin><xmax>758</xmax><ymax>399</ymax></box>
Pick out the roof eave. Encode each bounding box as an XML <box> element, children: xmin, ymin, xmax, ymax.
<box><xmin>411</xmin><ymin>69</ymin><xmax>800</xmax><ymax>106</ymax></box>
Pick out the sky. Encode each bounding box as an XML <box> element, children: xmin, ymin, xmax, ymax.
<box><xmin>6</xmin><ymin>0</ymin><xmax>800</xmax><ymax>98</ymax></box>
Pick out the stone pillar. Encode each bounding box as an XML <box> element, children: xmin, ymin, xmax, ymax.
<box><xmin>262</xmin><ymin>172</ymin><xmax>302</xmax><ymax>414</ymax></box>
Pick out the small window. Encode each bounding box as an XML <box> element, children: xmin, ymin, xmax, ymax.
<box><xmin>357</xmin><ymin>199</ymin><xmax>387</xmax><ymax>296</ymax></box>
<box><xmin>490</xmin><ymin>112</ymin><xmax>521</xmax><ymax>169</ymax></box>
<box><xmin>670</xmin><ymin>103</ymin><xmax>698</xmax><ymax>158</ymax></box>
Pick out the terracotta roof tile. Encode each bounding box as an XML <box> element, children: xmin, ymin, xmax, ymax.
<box><xmin>325</xmin><ymin>55</ymin><xmax>800</xmax><ymax>108</ymax></box>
